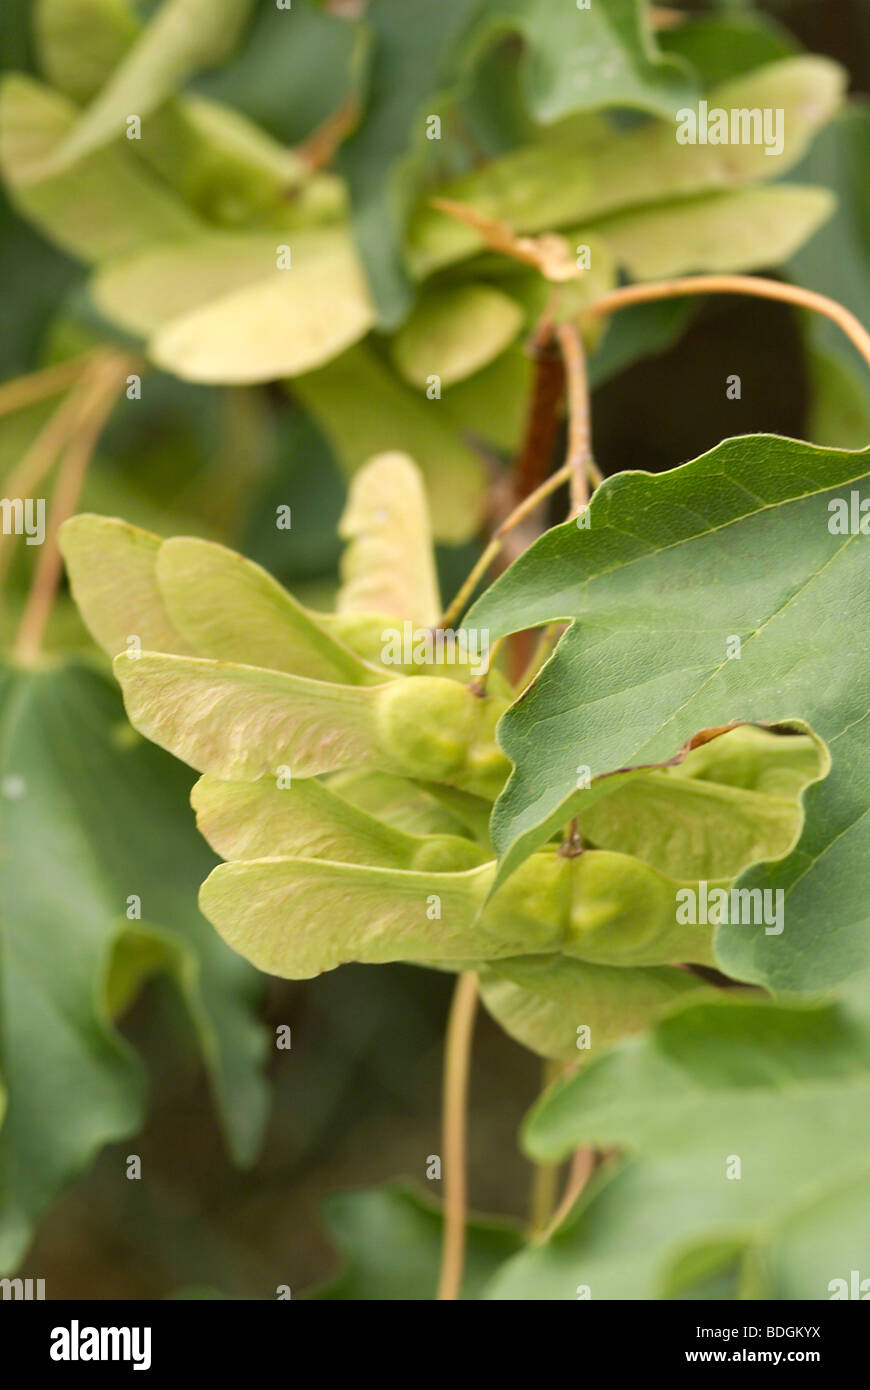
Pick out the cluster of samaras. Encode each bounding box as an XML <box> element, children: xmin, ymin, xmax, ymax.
<box><xmin>61</xmin><ymin>454</ymin><xmax>821</xmax><ymax>1059</ymax></box>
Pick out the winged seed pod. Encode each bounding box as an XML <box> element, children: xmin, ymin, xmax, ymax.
<box><xmin>59</xmin><ymin>454</ymin><xmax>826</xmax><ymax>1058</ymax></box>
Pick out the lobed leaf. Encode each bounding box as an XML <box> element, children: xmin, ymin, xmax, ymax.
<box><xmin>312</xmin><ymin>1182</ymin><xmax>523</xmax><ymax>1301</ymax></box>
<box><xmin>464</xmin><ymin>0</ymin><xmax>696</xmax><ymax>126</ymax></box>
<box><xmin>485</xmin><ymin>975</ymin><xmax>870</xmax><ymax>1298</ymax></box>
<box><xmin>469</xmin><ymin>436</ymin><xmax>869</xmax><ymax>991</ymax></box>
<box><xmin>0</xmin><ymin>662</ymin><xmax>268</xmax><ymax>1271</ymax></box>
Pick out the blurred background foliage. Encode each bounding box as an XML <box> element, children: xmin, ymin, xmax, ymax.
<box><xmin>1</xmin><ymin>0</ymin><xmax>869</xmax><ymax>1297</ymax></box>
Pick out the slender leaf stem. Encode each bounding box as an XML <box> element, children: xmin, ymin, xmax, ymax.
<box><xmin>0</xmin><ymin>353</ymin><xmax>96</xmax><ymax>419</ymax></box>
<box><xmin>12</xmin><ymin>354</ymin><xmax>131</xmax><ymax>665</ymax></box>
<box><xmin>512</xmin><ymin>320</ymin><xmax>564</xmax><ymax>502</ymax></box>
<box><xmin>540</xmin><ymin>1147</ymin><xmax>595</xmax><ymax>1243</ymax></box>
<box><xmin>583</xmin><ymin>274</ymin><xmax>870</xmax><ymax>373</ymax></box>
<box><xmin>436</xmin><ymin>970</ymin><xmax>479</xmax><ymax>1301</ymax></box>
<box><xmin>528</xmin><ymin>1058</ymin><xmax>565</xmax><ymax>1235</ymax></box>
<box><xmin>438</xmin><ymin>462</ymin><xmax>575</xmax><ymax>628</ymax></box>
<box><xmin>0</xmin><ymin>381</ymin><xmax>100</xmax><ymax>591</ymax></box>
<box><xmin>438</xmin><ymin>538</ymin><xmax>501</xmax><ymax>632</ymax></box>
<box><xmin>554</xmin><ymin>321</ymin><xmax>592</xmax><ymax>517</ymax></box>
<box><xmin>529</xmin><ymin>1160</ymin><xmax>560</xmax><ymax>1237</ymax></box>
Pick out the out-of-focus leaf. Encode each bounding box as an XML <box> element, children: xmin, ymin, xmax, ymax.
<box><xmin>193</xmin><ymin>0</ymin><xmax>358</xmax><ymax>147</ymax></box>
<box><xmin>336</xmin><ymin>0</ymin><xmax>481</xmax><ymax>326</ymax></box>
<box><xmin>94</xmin><ymin>225</ymin><xmax>373</xmax><ymax>384</ymax></box>
<box><xmin>592</xmin><ymin>185</ymin><xmax>834</xmax><ymax>280</ymax></box>
<box><xmin>35</xmin><ymin>0</ymin><xmax>138</xmax><ymax>103</ymax></box>
<box><xmin>486</xmin><ymin>976</ymin><xmax>870</xmax><ymax>1299</ymax></box>
<box><xmin>337</xmin><ymin>453</ymin><xmax>441</xmax><ymax>629</ymax></box>
<box><xmin>479</xmin><ymin>954</ymin><xmax>713</xmax><ymax>1061</ymax></box>
<box><xmin>0</xmin><ymin>185</ymin><xmax>81</xmax><ymax>380</ymax></box>
<box><xmin>0</xmin><ymin>0</ymin><xmax>36</xmax><ymax>74</ymax></box>
<box><xmin>46</xmin><ymin>0</ymin><xmax>256</xmax><ymax>171</ymax></box>
<box><xmin>787</xmin><ymin>105</ymin><xmax>870</xmax><ymax>329</ymax></box>
<box><xmin>313</xmin><ymin>1183</ymin><xmax>524</xmax><ymax>1300</ymax></box>
<box><xmin>805</xmin><ymin>342</ymin><xmax>870</xmax><ymax>450</ymax></box>
<box><xmin>391</xmin><ymin>283</ymin><xmax>524</xmax><ymax>389</ymax></box>
<box><xmin>292</xmin><ymin>344</ymin><xmax>487</xmax><ymax>544</ymax></box>
<box><xmin>465</xmin><ymin>0</ymin><xmax>696</xmax><ymax>126</ymax></box>
<box><xmin>407</xmin><ymin>58</ymin><xmax>845</xmax><ymax>276</ymax></box>
<box><xmin>658</xmin><ymin>9</ymin><xmax>797</xmax><ymax>88</ymax></box>
<box><xmin>468</xmin><ymin>435</ymin><xmax>869</xmax><ymax>992</ymax></box>
<box><xmin>134</xmin><ymin>95</ymin><xmax>312</xmax><ymax>228</ymax></box>
<box><xmin>787</xmin><ymin>105</ymin><xmax>870</xmax><ymax>411</ymax></box>
<box><xmin>0</xmin><ymin>662</ymin><xmax>268</xmax><ymax>1271</ymax></box>
<box><xmin>587</xmin><ymin>298</ymin><xmax>697</xmax><ymax>389</ymax></box>
<box><xmin>439</xmin><ymin>342</ymin><xmax>532</xmax><ymax>452</ymax></box>
<box><xmin>0</xmin><ymin>74</ymin><xmax>201</xmax><ymax>261</ymax></box>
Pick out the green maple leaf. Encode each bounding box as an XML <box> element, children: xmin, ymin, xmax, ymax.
<box><xmin>487</xmin><ymin>972</ymin><xmax>870</xmax><ymax>1299</ymax></box>
<box><xmin>468</xmin><ymin>434</ymin><xmax>869</xmax><ymax>992</ymax></box>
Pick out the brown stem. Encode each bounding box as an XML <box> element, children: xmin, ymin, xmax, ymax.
<box><xmin>445</xmin><ymin>272</ymin><xmax>870</xmax><ymax>640</ymax></box>
<box><xmin>554</xmin><ymin>321</ymin><xmax>592</xmax><ymax>517</ymax></box>
<box><xmin>295</xmin><ymin>93</ymin><xmax>360</xmax><ymax>171</ymax></box>
<box><xmin>12</xmin><ymin>355</ymin><xmax>131</xmax><ymax>665</ymax></box>
<box><xmin>0</xmin><ymin>382</ymin><xmax>99</xmax><ymax>591</ymax></box>
<box><xmin>467</xmin><ymin>634</ymin><xmax>506</xmax><ymax>697</ymax></box>
<box><xmin>651</xmin><ymin>5</ymin><xmax>687</xmax><ymax>29</ymax></box>
<box><xmin>583</xmin><ymin>274</ymin><xmax>870</xmax><ymax>371</ymax></box>
<box><xmin>529</xmin><ymin>1160</ymin><xmax>560</xmax><ymax>1237</ymax></box>
<box><xmin>558</xmin><ymin>816</ymin><xmax>584</xmax><ymax>858</ymax></box>
<box><xmin>436</xmin><ymin>970</ymin><xmax>479</xmax><ymax>1302</ymax></box>
<box><xmin>437</xmin><ymin>462</ymin><xmax>574</xmax><ymax>630</ymax></box>
<box><xmin>528</xmin><ymin>1058</ymin><xmax>564</xmax><ymax>1235</ymax></box>
<box><xmin>0</xmin><ymin>353</ymin><xmax>95</xmax><ymax>419</ymax></box>
<box><xmin>512</xmin><ymin>328</ymin><xmax>564</xmax><ymax>503</ymax></box>
<box><xmin>540</xmin><ymin>1147</ymin><xmax>596</xmax><ymax>1242</ymax></box>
